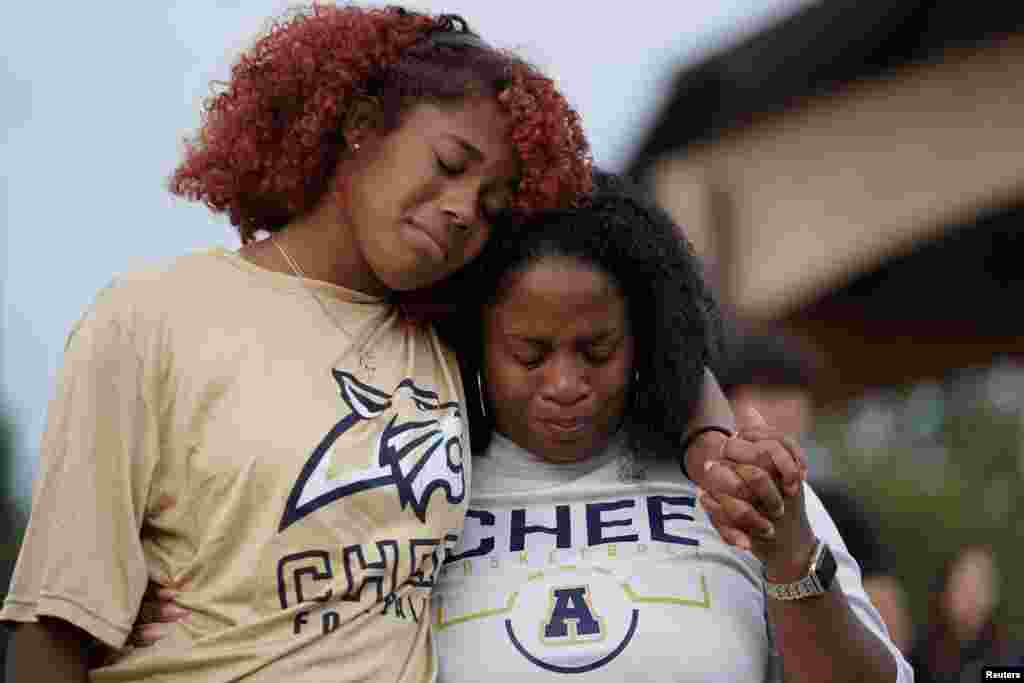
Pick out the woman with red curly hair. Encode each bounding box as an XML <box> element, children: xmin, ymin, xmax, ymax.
<box><xmin>3</xmin><ymin>5</ymin><xmax>739</xmax><ymax>682</ymax></box>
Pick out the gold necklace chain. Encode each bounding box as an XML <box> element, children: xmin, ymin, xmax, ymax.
<box><xmin>271</xmin><ymin>237</ymin><xmax>377</xmax><ymax>376</ymax></box>
<box><xmin>272</xmin><ymin>237</ymin><xmax>354</xmax><ymax>342</ymax></box>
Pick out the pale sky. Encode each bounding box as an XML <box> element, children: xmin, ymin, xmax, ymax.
<box><xmin>1</xmin><ymin>0</ymin><xmax>810</xmax><ymax>501</ymax></box>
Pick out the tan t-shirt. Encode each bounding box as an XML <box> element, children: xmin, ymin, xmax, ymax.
<box><xmin>2</xmin><ymin>248</ymin><xmax>470</xmax><ymax>682</ymax></box>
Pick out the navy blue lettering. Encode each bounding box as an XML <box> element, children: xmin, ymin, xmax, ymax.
<box><xmin>381</xmin><ymin>592</ymin><xmax>398</xmax><ymax>616</ymax></box>
<box><xmin>276</xmin><ymin>550</ymin><xmax>333</xmax><ymax>609</ymax></box>
<box><xmin>293</xmin><ymin>610</ymin><xmax>309</xmax><ymax>634</ymax></box>
<box><xmin>586</xmin><ymin>500</ymin><xmax>639</xmax><ymax>546</ymax></box>
<box><xmin>341</xmin><ymin>540</ymin><xmax>399</xmax><ymax>602</ymax></box>
<box><xmin>322</xmin><ymin>611</ymin><xmax>340</xmax><ymax>634</ymax></box>
<box><xmin>408</xmin><ymin>538</ymin><xmax>442</xmax><ymax>587</ymax></box>
<box><xmin>544</xmin><ymin>587</ymin><xmax>601</xmax><ymax>638</ymax></box>
<box><xmin>407</xmin><ymin>596</ymin><xmax>421</xmax><ymax>623</ymax></box>
<box><xmin>445</xmin><ymin>510</ymin><xmax>495</xmax><ymax>563</ymax></box>
<box><xmin>511</xmin><ymin>505</ymin><xmax>572</xmax><ymax>551</ymax></box>
<box><xmin>647</xmin><ymin>495</ymin><xmax>698</xmax><ymax>546</ymax></box>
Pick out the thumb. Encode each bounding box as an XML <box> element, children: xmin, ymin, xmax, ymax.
<box><xmin>734</xmin><ymin>402</ymin><xmax>768</xmax><ymax>431</ymax></box>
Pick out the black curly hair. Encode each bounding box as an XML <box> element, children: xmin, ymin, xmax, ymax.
<box><xmin>439</xmin><ymin>170</ymin><xmax>723</xmax><ymax>458</ymax></box>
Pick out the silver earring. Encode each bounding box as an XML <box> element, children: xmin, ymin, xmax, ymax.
<box><xmin>476</xmin><ymin>372</ymin><xmax>488</xmax><ymax>418</ymax></box>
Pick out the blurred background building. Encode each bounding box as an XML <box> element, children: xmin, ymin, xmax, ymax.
<box><xmin>629</xmin><ymin>0</ymin><xmax>1024</xmax><ymax>653</ymax></box>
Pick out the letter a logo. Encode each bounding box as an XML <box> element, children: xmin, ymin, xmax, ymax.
<box><xmin>541</xmin><ymin>586</ymin><xmax>605</xmax><ymax>645</ymax></box>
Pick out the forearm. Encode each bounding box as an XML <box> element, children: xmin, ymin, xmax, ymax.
<box><xmin>767</xmin><ymin>586</ymin><xmax>897</xmax><ymax>683</ymax></box>
<box><xmin>689</xmin><ymin>368</ymin><xmax>737</xmax><ymax>433</ymax></box>
<box><xmin>6</xmin><ymin>619</ymin><xmax>93</xmax><ymax>683</ymax></box>
<box><xmin>682</xmin><ymin>368</ymin><xmax>737</xmax><ymax>479</ymax></box>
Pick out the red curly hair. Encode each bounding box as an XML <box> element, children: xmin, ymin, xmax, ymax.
<box><xmin>170</xmin><ymin>4</ymin><xmax>592</xmax><ymax>243</ymax></box>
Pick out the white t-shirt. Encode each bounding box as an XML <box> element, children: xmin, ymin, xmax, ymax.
<box><xmin>433</xmin><ymin>432</ymin><xmax>913</xmax><ymax>682</ymax></box>
<box><xmin>3</xmin><ymin>248</ymin><xmax>469</xmax><ymax>682</ymax></box>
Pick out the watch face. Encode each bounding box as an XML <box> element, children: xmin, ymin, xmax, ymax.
<box><xmin>816</xmin><ymin>544</ymin><xmax>838</xmax><ymax>590</ymax></box>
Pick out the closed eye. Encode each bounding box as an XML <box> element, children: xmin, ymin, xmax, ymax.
<box><xmin>582</xmin><ymin>337</ymin><xmax>620</xmax><ymax>365</ymax></box>
<box><xmin>436</xmin><ymin>155</ymin><xmax>464</xmax><ymax>177</ymax></box>
<box><xmin>518</xmin><ymin>355</ymin><xmax>545</xmax><ymax>370</ymax></box>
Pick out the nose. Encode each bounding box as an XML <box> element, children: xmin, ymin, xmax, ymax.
<box><xmin>540</xmin><ymin>353</ymin><xmax>591</xmax><ymax>407</ymax></box>
<box><xmin>441</xmin><ymin>183</ymin><xmax>479</xmax><ymax>232</ymax></box>
<box><xmin>443</xmin><ymin>208</ymin><xmax>470</xmax><ymax>232</ymax></box>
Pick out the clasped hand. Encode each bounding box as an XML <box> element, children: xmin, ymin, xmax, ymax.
<box><xmin>690</xmin><ymin>406</ymin><xmax>818</xmax><ymax>581</ymax></box>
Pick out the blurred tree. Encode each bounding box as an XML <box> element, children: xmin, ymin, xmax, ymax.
<box><xmin>817</xmin><ymin>394</ymin><xmax>1024</xmax><ymax>644</ymax></box>
<box><xmin>1</xmin><ymin>404</ymin><xmax>27</xmax><ymax>681</ymax></box>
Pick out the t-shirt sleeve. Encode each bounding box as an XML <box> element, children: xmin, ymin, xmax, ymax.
<box><xmin>1</xmin><ymin>282</ymin><xmax>164</xmax><ymax>649</ymax></box>
<box><xmin>804</xmin><ymin>483</ymin><xmax>915</xmax><ymax>683</ymax></box>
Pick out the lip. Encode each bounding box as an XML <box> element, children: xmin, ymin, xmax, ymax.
<box><xmin>404</xmin><ymin>219</ymin><xmax>449</xmax><ymax>262</ymax></box>
<box><xmin>539</xmin><ymin>417</ymin><xmax>590</xmax><ymax>437</ymax></box>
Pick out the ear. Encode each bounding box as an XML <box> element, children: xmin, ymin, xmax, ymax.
<box><xmin>342</xmin><ymin>96</ymin><xmax>383</xmax><ymax>151</ymax></box>
<box><xmin>332</xmin><ymin>369</ymin><xmax>391</xmax><ymax>418</ymax></box>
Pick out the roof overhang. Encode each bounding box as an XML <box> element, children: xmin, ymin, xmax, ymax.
<box><xmin>645</xmin><ymin>34</ymin><xmax>1024</xmax><ymax>321</ymax></box>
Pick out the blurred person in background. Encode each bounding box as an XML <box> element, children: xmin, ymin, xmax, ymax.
<box><xmin>910</xmin><ymin>544</ymin><xmax>1022</xmax><ymax>682</ymax></box>
<box><xmin>718</xmin><ymin>328</ymin><xmax>821</xmax><ymax>445</ymax></box>
<box><xmin>814</xmin><ymin>482</ymin><xmax>914</xmax><ymax>654</ymax></box>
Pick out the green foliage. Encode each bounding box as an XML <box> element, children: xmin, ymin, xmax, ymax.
<box><xmin>2</xmin><ymin>405</ymin><xmax>28</xmax><ymax>597</ymax></box>
<box><xmin>816</xmin><ymin>398</ymin><xmax>1024</xmax><ymax>642</ymax></box>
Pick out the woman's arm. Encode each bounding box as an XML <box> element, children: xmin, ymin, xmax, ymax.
<box><xmin>701</xmin><ymin>406</ymin><xmax>910</xmax><ymax>683</ymax></box>
<box><xmin>758</xmin><ymin>489</ymin><xmax>904</xmax><ymax>683</ymax></box>
<box><xmin>682</xmin><ymin>369</ymin><xmax>806</xmax><ymax>547</ymax></box>
<box><xmin>680</xmin><ymin>368</ymin><xmax>737</xmax><ymax>476</ymax></box>
<box><xmin>6</xmin><ymin>619</ymin><xmax>92</xmax><ymax>683</ymax></box>
<box><xmin>1</xmin><ymin>281</ymin><xmax>164</xmax><ymax>672</ymax></box>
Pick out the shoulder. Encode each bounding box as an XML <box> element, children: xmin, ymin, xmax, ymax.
<box><xmin>105</xmin><ymin>248</ymin><xmax>241</xmax><ymax>303</ymax></box>
<box><xmin>68</xmin><ymin>248</ymin><xmax>240</xmax><ymax>350</ymax></box>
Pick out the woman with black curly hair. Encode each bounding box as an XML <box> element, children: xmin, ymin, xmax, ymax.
<box><xmin>2</xmin><ymin>6</ymin><xmax>751</xmax><ymax>683</ymax></box>
<box><xmin>426</xmin><ymin>172</ymin><xmax>912</xmax><ymax>682</ymax></box>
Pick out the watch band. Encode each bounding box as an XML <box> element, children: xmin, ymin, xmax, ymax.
<box><xmin>763</xmin><ymin>539</ymin><xmax>836</xmax><ymax>600</ymax></box>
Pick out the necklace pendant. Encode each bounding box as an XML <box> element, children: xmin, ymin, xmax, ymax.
<box><xmin>359</xmin><ymin>350</ymin><xmax>376</xmax><ymax>378</ymax></box>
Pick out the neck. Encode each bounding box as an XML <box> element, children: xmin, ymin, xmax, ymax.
<box><xmin>242</xmin><ymin>201</ymin><xmax>389</xmax><ymax>297</ymax></box>
<box><xmin>495</xmin><ymin>429</ymin><xmax>621</xmax><ymax>466</ymax></box>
